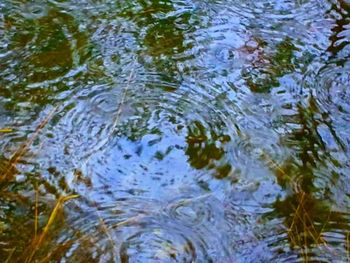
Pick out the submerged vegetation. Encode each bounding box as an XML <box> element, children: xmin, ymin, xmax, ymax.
<box><xmin>1</xmin><ymin>0</ymin><xmax>350</xmax><ymax>262</ymax></box>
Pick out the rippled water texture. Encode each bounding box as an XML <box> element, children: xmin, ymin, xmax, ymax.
<box><xmin>1</xmin><ymin>0</ymin><xmax>350</xmax><ymax>262</ymax></box>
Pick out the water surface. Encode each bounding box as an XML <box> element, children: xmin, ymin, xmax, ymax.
<box><xmin>1</xmin><ymin>0</ymin><xmax>350</xmax><ymax>262</ymax></box>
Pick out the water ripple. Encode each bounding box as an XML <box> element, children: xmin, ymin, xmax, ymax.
<box><xmin>1</xmin><ymin>0</ymin><xmax>350</xmax><ymax>262</ymax></box>
<box><xmin>63</xmin><ymin>195</ymin><xmax>232</xmax><ymax>262</ymax></box>
<box><xmin>314</xmin><ymin>61</ymin><xmax>350</xmax><ymax>121</ymax></box>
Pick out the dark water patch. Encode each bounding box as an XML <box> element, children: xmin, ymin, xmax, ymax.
<box><xmin>0</xmin><ymin>4</ymin><xmax>90</xmax><ymax>86</ymax></box>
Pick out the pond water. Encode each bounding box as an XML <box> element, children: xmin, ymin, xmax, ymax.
<box><xmin>1</xmin><ymin>0</ymin><xmax>350</xmax><ymax>262</ymax></box>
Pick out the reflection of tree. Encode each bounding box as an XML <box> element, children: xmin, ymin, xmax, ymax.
<box><xmin>114</xmin><ymin>113</ymin><xmax>233</xmax><ymax>179</ymax></box>
<box><xmin>142</xmin><ymin>13</ymin><xmax>189</xmax><ymax>57</ymax></box>
<box><xmin>135</xmin><ymin>1</ymin><xmax>190</xmax><ymax>54</ymax></box>
<box><xmin>116</xmin><ymin>1</ymin><xmax>237</xmax><ymax>180</ymax></box>
<box><xmin>0</xmin><ymin>8</ymin><xmax>90</xmax><ymax>107</ymax></box>
<box><xmin>267</xmin><ymin>99</ymin><xmax>349</xmax><ymax>260</ymax></box>
<box><xmin>120</xmin><ymin>0</ymin><xmax>193</xmax><ymax>79</ymax></box>
<box><xmin>267</xmin><ymin>7</ymin><xmax>350</xmax><ymax>255</ymax></box>
<box><xmin>185</xmin><ymin>120</ymin><xmax>232</xmax><ymax>179</ymax></box>
<box><xmin>327</xmin><ymin>0</ymin><xmax>350</xmax><ymax>58</ymax></box>
<box><xmin>243</xmin><ymin>37</ymin><xmax>298</xmax><ymax>93</ymax></box>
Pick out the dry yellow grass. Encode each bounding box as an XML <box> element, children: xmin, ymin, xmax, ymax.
<box><xmin>1</xmin><ymin>106</ymin><xmax>58</xmax><ymax>181</ymax></box>
<box><xmin>261</xmin><ymin>149</ymin><xmax>338</xmax><ymax>260</ymax></box>
<box><xmin>25</xmin><ymin>194</ymin><xmax>79</xmax><ymax>263</ymax></box>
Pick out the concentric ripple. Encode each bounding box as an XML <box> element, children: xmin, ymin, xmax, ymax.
<box><xmin>231</xmin><ymin>127</ymin><xmax>288</xmax><ymax>176</ymax></box>
<box><xmin>314</xmin><ymin>61</ymin><xmax>350</xmax><ymax>121</ymax></box>
<box><xmin>226</xmin><ymin>0</ymin><xmax>328</xmax><ymax>23</ymax></box>
<box><xmin>61</xmin><ymin>195</ymin><xmax>232</xmax><ymax>262</ymax></box>
<box><xmin>45</xmin><ymin>69</ymin><xmax>239</xmax><ymax>198</ymax></box>
<box><xmin>202</xmin><ymin>0</ymin><xmax>333</xmax><ymax>58</ymax></box>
